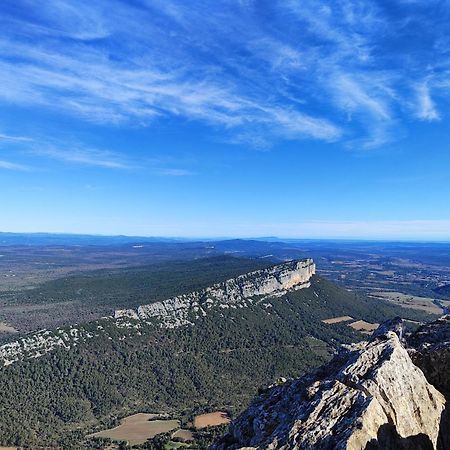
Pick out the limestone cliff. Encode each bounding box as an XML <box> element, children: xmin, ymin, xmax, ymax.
<box><xmin>0</xmin><ymin>258</ymin><xmax>315</xmax><ymax>366</ymax></box>
<box><xmin>114</xmin><ymin>258</ymin><xmax>315</xmax><ymax>328</ymax></box>
<box><xmin>212</xmin><ymin>316</ymin><xmax>450</xmax><ymax>450</ymax></box>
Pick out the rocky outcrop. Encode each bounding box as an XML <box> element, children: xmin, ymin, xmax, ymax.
<box><xmin>114</xmin><ymin>258</ymin><xmax>315</xmax><ymax>328</ymax></box>
<box><xmin>212</xmin><ymin>316</ymin><xmax>450</xmax><ymax>450</ymax></box>
<box><xmin>0</xmin><ymin>259</ymin><xmax>315</xmax><ymax>367</ymax></box>
<box><xmin>408</xmin><ymin>316</ymin><xmax>450</xmax><ymax>449</ymax></box>
<box><xmin>408</xmin><ymin>315</ymin><xmax>450</xmax><ymax>398</ymax></box>
<box><xmin>0</xmin><ymin>325</ymin><xmax>101</xmax><ymax>366</ymax></box>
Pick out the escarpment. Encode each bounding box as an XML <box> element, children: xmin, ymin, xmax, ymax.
<box><xmin>0</xmin><ymin>258</ymin><xmax>315</xmax><ymax>366</ymax></box>
<box><xmin>114</xmin><ymin>258</ymin><xmax>315</xmax><ymax>327</ymax></box>
<box><xmin>211</xmin><ymin>316</ymin><xmax>450</xmax><ymax>450</ymax></box>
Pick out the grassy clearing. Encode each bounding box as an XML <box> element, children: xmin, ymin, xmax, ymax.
<box><xmin>0</xmin><ymin>323</ymin><xmax>17</xmax><ymax>333</ymax></box>
<box><xmin>172</xmin><ymin>429</ymin><xmax>194</xmax><ymax>442</ymax></box>
<box><xmin>165</xmin><ymin>441</ymin><xmax>189</xmax><ymax>449</ymax></box>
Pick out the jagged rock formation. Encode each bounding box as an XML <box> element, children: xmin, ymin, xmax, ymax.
<box><xmin>114</xmin><ymin>258</ymin><xmax>315</xmax><ymax>327</ymax></box>
<box><xmin>212</xmin><ymin>316</ymin><xmax>450</xmax><ymax>450</ymax></box>
<box><xmin>0</xmin><ymin>258</ymin><xmax>315</xmax><ymax>367</ymax></box>
<box><xmin>408</xmin><ymin>316</ymin><xmax>450</xmax><ymax>398</ymax></box>
<box><xmin>408</xmin><ymin>316</ymin><xmax>450</xmax><ymax>450</ymax></box>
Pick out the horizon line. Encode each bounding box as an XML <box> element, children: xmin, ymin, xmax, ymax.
<box><xmin>1</xmin><ymin>230</ymin><xmax>450</xmax><ymax>244</ymax></box>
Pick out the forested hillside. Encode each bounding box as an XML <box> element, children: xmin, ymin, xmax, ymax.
<box><xmin>0</xmin><ymin>275</ymin><xmax>435</xmax><ymax>449</ymax></box>
<box><xmin>0</xmin><ymin>256</ymin><xmax>274</xmax><ymax>332</ymax></box>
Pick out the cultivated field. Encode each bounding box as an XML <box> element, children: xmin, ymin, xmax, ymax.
<box><xmin>370</xmin><ymin>291</ymin><xmax>442</xmax><ymax>315</ymax></box>
<box><xmin>89</xmin><ymin>413</ymin><xmax>179</xmax><ymax>445</ymax></box>
<box><xmin>321</xmin><ymin>316</ymin><xmax>354</xmax><ymax>324</ymax></box>
<box><xmin>348</xmin><ymin>320</ymin><xmax>379</xmax><ymax>334</ymax></box>
<box><xmin>194</xmin><ymin>411</ymin><xmax>231</xmax><ymax>429</ymax></box>
<box><xmin>172</xmin><ymin>429</ymin><xmax>194</xmax><ymax>441</ymax></box>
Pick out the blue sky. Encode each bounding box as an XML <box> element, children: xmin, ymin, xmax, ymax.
<box><xmin>1</xmin><ymin>0</ymin><xmax>450</xmax><ymax>239</ymax></box>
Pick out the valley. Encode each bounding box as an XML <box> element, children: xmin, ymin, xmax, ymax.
<box><xmin>89</xmin><ymin>411</ymin><xmax>230</xmax><ymax>447</ymax></box>
<box><xmin>0</xmin><ymin>237</ymin><xmax>447</xmax><ymax>449</ymax></box>
<box><xmin>3</xmin><ymin>1</ymin><xmax>449</xmax><ymax>447</ymax></box>
<box><xmin>1</xmin><ymin>238</ymin><xmax>450</xmax><ymax>337</ymax></box>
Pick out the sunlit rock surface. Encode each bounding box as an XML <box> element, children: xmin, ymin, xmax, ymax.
<box><xmin>212</xmin><ymin>316</ymin><xmax>450</xmax><ymax>450</ymax></box>
<box><xmin>114</xmin><ymin>258</ymin><xmax>315</xmax><ymax>327</ymax></box>
<box><xmin>0</xmin><ymin>259</ymin><xmax>315</xmax><ymax>366</ymax></box>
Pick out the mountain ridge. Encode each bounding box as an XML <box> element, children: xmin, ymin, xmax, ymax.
<box><xmin>0</xmin><ymin>258</ymin><xmax>316</xmax><ymax>367</ymax></box>
<box><xmin>114</xmin><ymin>258</ymin><xmax>316</xmax><ymax>327</ymax></box>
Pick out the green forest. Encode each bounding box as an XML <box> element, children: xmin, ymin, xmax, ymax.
<box><xmin>0</xmin><ymin>275</ymin><xmax>435</xmax><ymax>449</ymax></box>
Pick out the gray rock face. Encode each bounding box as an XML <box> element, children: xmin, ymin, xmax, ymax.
<box><xmin>0</xmin><ymin>259</ymin><xmax>315</xmax><ymax>367</ymax></box>
<box><xmin>408</xmin><ymin>315</ymin><xmax>450</xmax><ymax>450</ymax></box>
<box><xmin>212</xmin><ymin>317</ymin><xmax>450</xmax><ymax>450</ymax></box>
<box><xmin>115</xmin><ymin>258</ymin><xmax>316</xmax><ymax>328</ymax></box>
<box><xmin>408</xmin><ymin>315</ymin><xmax>450</xmax><ymax>398</ymax></box>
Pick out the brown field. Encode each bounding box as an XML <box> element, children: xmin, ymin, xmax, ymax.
<box><xmin>348</xmin><ymin>320</ymin><xmax>379</xmax><ymax>334</ymax></box>
<box><xmin>89</xmin><ymin>413</ymin><xmax>179</xmax><ymax>445</ymax></box>
<box><xmin>172</xmin><ymin>429</ymin><xmax>194</xmax><ymax>441</ymax></box>
<box><xmin>0</xmin><ymin>323</ymin><xmax>17</xmax><ymax>333</ymax></box>
<box><xmin>322</xmin><ymin>316</ymin><xmax>354</xmax><ymax>324</ymax></box>
<box><xmin>194</xmin><ymin>411</ymin><xmax>231</xmax><ymax>429</ymax></box>
<box><xmin>370</xmin><ymin>291</ymin><xmax>442</xmax><ymax>315</ymax></box>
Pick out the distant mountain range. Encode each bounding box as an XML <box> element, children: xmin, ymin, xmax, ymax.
<box><xmin>0</xmin><ymin>232</ymin><xmax>182</xmax><ymax>246</ymax></box>
<box><xmin>2</xmin><ymin>231</ymin><xmax>450</xmax><ymax>247</ymax></box>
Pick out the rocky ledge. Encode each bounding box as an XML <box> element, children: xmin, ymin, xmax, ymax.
<box><xmin>212</xmin><ymin>315</ymin><xmax>450</xmax><ymax>450</ymax></box>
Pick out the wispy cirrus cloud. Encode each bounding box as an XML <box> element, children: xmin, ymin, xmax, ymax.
<box><xmin>0</xmin><ymin>159</ymin><xmax>29</xmax><ymax>171</ymax></box>
<box><xmin>32</xmin><ymin>146</ymin><xmax>133</xmax><ymax>169</ymax></box>
<box><xmin>0</xmin><ymin>0</ymin><xmax>449</xmax><ymax>149</ymax></box>
<box><xmin>415</xmin><ymin>82</ymin><xmax>440</xmax><ymax>121</ymax></box>
<box><xmin>1</xmin><ymin>133</ymin><xmax>195</xmax><ymax>173</ymax></box>
<box><xmin>0</xmin><ymin>133</ymin><xmax>34</xmax><ymax>142</ymax></box>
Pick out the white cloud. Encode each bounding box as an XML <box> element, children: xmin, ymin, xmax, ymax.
<box><xmin>0</xmin><ymin>160</ymin><xmax>29</xmax><ymax>171</ymax></box>
<box><xmin>333</xmin><ymin>74</ymin><xmax>391</xmax><ymax>120</ymax></box>
<box><xmin>0</xmin><ymin>133</ymin><xmax>33</xmax><ymax>142</ymax></box>
<box><xmin>415</xmin><ymin>83</ymin><xmax>440</xmax><ymax>121</ymax></box>
<box><xmin>0</xmin><ymin>0</ymin><xmax>448</xmax><ymax>149</ymax></box>
<box><xmin>32</xmin><ymin>146</ymin><xmax>132</xmax><ymax>169</ymax></box>
<box><xmin>0</xmin><ymin>41</ymin><xmax>339</xmax><ymax>142</ymax></box>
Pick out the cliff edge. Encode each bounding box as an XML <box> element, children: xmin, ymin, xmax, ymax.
<box><xmin>212</xmin><ymin>316</ymin><xmax>450</xmax><ymax>450</ymax></box>
<box><xmin>0</xmin><ymin>258</ymin><xmax>315</xmax><ymax>366</ymax></box>
<box><xmin>115</xmin><ymin>258</ymin><xmax>315</xmax><ymax>327</ymax></box>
